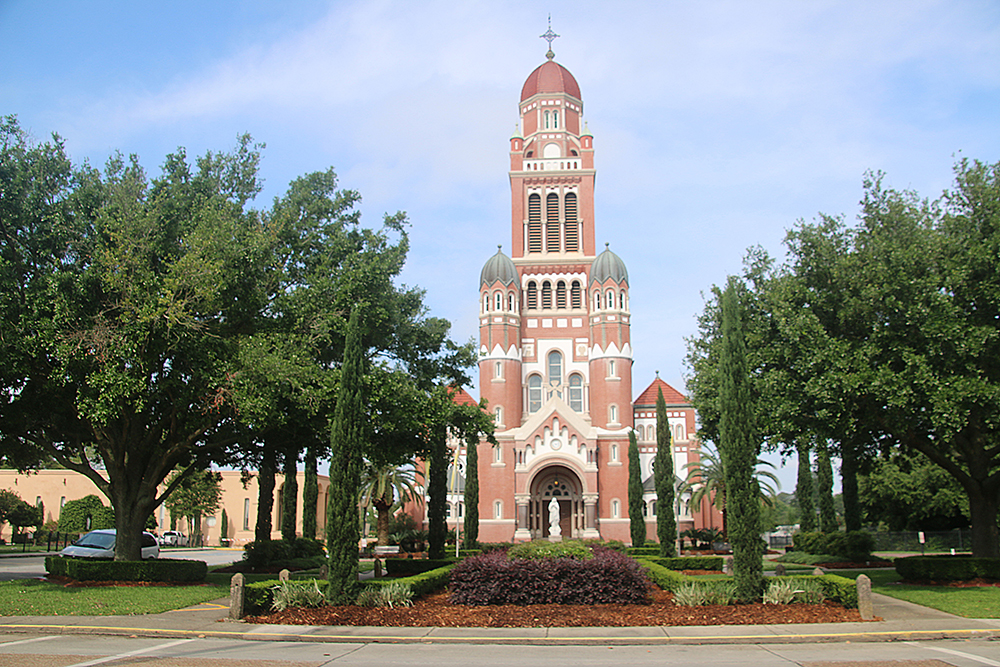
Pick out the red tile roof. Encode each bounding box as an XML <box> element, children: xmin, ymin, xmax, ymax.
<box><xmin>450</xmin><ymin>387</ymin><xmax>478</xmax><ymax>406</ymax></box>
<box><xmin>521</xmin><ymin>60</ymin><xmax>581</xmax><ymax>102</ymax></box>
<box><xmin>634</xmin><ymin>378</ymin><xmax>689</xmax><ymax>407</ymax></box>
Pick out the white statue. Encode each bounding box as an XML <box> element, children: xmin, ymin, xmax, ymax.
<box><xmin>548</xmin><ymin>496</ymin><xmax>561</xmax><ymax>537</ymax></box>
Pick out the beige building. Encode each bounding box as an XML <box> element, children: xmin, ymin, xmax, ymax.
<box><xmin>0</xmin><ymin>468</ymin><xmax>331</xmax><ymax>546</ymax></box>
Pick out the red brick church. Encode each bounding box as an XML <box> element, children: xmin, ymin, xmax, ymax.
<box><xmin>409</xmin><ymin>45</ymin><xmax>718</xmax><ymax>545</ymax></box>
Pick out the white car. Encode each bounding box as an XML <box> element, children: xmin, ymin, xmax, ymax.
<box><xmin>158</xmin><ymin>530</ymin><xmax>188</xmax><ymax>547</ymax></box>
<box><xmin>60</xmin><ymin>529</ymin><xmax>160</xmax><ymax>559</ymax></box>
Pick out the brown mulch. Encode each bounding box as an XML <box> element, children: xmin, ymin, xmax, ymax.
<box><xmin>244</xmin><ymin>586</ymin><xmax>870</xmax><ymax>628</ymax></box>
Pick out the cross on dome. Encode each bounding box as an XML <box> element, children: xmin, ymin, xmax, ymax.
<box><xmin>540</xmin><ymin>15</ymin><xmax>559</xmax><ymax>60</ymax></box>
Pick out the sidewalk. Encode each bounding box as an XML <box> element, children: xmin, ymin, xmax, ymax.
<box><xmin>1</xmin><ymin>591</ymin><xmax>998</xmax><ymax>645</ymax></box>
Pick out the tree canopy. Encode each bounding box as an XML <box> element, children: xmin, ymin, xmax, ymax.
<box><xmin>686</xmin><ymin>158</ymin><xmax>1000</xmax><ymax>557</ymax></box>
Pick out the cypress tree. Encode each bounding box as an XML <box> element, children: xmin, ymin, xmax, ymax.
<box><xmin>427</xmin><ymin>429</ymin><xmax>449</xmax><ymax>559</ymax></box>
<box><xmin>718</xmin><ymin>278</ymin><xmax>763</xmax><ymax>602</ymax></box>
<box><xmin>795</xmin><ymin>438</ymin><xmax>816</xmax><ymax>532</ymax></box>
<box><xmin>816</xmin><ymin>442</ymin><xmax>838</xmax><ymax>533</ymax></box>
<box><xmin>302</xmin><ymin>449</ymin><xmax>318</xmax><ymax>539</ymax></box>
<box><xmin>628</xmin><ymin>430</ymin><xmax>646</xmax><ymax>547</ymax></box>
<box><xmin>841</xmin><ymin>439</ymin><xmax>862</xmax><ymax>532</ymax></box>
<box><xmin>281</xmin><ymin>447</ymin><xmax>298</xmax><ymax>541</ymax></box>
<box><xmin>220</xmin><ymin>509</ymin><xmax>229</xmax><ymax>546</ymax></box>
<box><xmin>655</xmin><ymin>386</ymin><xmax>677</xmax><ymax>556</ymax></box>
<box><xmin>326</xmin><ymin>308</ymin><xmax>365</xmax><ymax>602</ymax></box>
<box><xmin>463</xmin><ymin>436</ymin><xmax>479</xmax><ymax>549</ymax></box>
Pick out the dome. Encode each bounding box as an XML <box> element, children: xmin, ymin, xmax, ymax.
<box><xmin>520</xmin><ymin>60</ymin><xmax>581</xmax><ymax>102</ymax></box>
<box><xmin>590</xmin><ymin>244</ymin><xmax>629</xmax><ymax>285</ymax></box>
<box><xmin>480</xmin><ymin>246</ymin><xmax>518</xmax><ymax>287</ymax></box>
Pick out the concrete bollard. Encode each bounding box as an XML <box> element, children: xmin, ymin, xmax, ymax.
<box><xmin>279</xmin><ymin>568</ymin><xmax>290</xmax><ymax>582</ymax></box>
<box><xmin>723</xmin><ymin>556</ymin><xmax>734</xmax><ymax>575</ymax></box>
<box><xmin>774</xmin><ymin>563</ymin><xmax>786</xmax><ymax>576</ymax></box>
<box><xmin>318</xmin><ymin>563</ymin><xmax>328</xmax><ymax>579</ymax></box>
<box><xmin>228</xmin><ymin>573</ymin><xmax>245</xmax><ymax>621</ymax></box>
<box><xmin>856</xmin><ymin>574</ymin><xmax>874</xmax><ymax>620</ymax></box>
<box><xmin>812</xmin><ymin>567</ymin><xmax>825</xmax><ymax>576</ymax></box>
<box><xmin>374</xmin><ymin>558</ymin><xmax>382</xmax><ymax>578</ymax></box>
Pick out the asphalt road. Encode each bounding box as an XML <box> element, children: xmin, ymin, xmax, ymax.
<box><xmin>0</xmin><ymin>549</ymin><xmax>241</xmax><ymax>581</ymax></box>
<box><xmin>2</xmin><ymin>634</ymin><xmax>999</xmax><ymax>667</ymax></box>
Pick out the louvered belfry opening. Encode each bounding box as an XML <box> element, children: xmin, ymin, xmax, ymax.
<box><xmin>564</xmin><ymin>192</ymin><xmax>578</xmax><ymax>251</ymax></box>
<box><xmin>556</xmin><ymin>280</ymin><xmax>567</xmax><ymax>309</ymax></box>
<box><xmin>571</xmin><ymin>280</ymin><xmax>581</xmax><ymax>308</ymax></box>
<box><xmin>528</xmin><ymin>194</ymin><xmax>542</xmax><ymax>253</ymax></box>
<box><xmin>527</xmin><ymin>281</ymin><xmax>538</xmax><ymax>310</ymax></box>
<box><xmin>541</xmin><ymin>281</ymin><xmax>553</xmax><ymax>309</ymax></box>
<box><xmin>546</xmin><ymin>193</ymin><xmax>560</xmax><ymax>253</ymax></box>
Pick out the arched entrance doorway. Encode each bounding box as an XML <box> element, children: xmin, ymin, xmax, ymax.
<box><xmin>530</xmin><ymin>466</ymin><xmax>583</xmax><ymax>539</ymax></box>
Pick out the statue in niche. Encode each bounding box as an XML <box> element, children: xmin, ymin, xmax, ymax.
<box><xmin>548</xmin><ymin>496</ymin><xmax>561</xmax><ymax>538</ymax></box>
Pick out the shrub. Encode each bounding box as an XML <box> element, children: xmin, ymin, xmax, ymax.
<box><xmin>895</xmin><ymin>555</ymin><xmax>1000</xmax><ymax>581</ymax></box>
<box><xmin>270</xmin><ymin>579</ymin><xmax>327</xmax><ymax>611</ymax></box>
<box><xmin>356</xmin><ymin>581</ymin><xmax>413</xmax><ymax>608</ymax></box>
<box><xmin>450</xmin><ymin>547</ymin><xmax>650</xmax><ymax>605</ymax></box>
<box><xmin>763</xmin><ymin>579</ymin><xmax>827</xmax><ymax>605</ymax></box>
<box><xmin>45</xmin><ymin>556</ymin><xmax>207</xmax><ymax>582</ymax></box>
<box><xmin>671</xmin><ymin>580</ymin><xmax>737</xmax><ymax>606</ymax></box>
<box><xmin>626</xmin><ymin>546</ymin><xmax>661</xmax><ymax>557</ymax></box>
<box><xmin>477</xmin><ymin>542</ymin><xmax>512</xmax><ymax>554</ymax></box>
<box><xmin>583</xmin><ymin>538</ymin><xmax>626</xmax><ymax>553</ymax></box>
<box><xmin>507</xmin><ymin>539</ymin><xmax>593</xmax><ymax>560</ymax></box>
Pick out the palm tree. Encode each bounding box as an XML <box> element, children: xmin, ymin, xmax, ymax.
<box><xmin>359</xmin><ymin>462</ymin><xmax>423</xmax><ymax>546</ymax></box>
<box><xmin>681</xmin><ymin>446</ymin><xmax>780</xmax><ymax>538</ymax></box>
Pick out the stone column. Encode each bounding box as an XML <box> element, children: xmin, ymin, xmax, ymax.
<box><xmin>228</xmin><ymin>573</ymin><xmax>245</xmax><ymax>620</ymax></box>
<box><xmin>582</xmin><ymin>493</ymin><xmax>600</xmax><ymax>539</ymax></box>
<box><xmin>514</xmin><ymin>493</ymin><xmax>531</xmax><ymax>541</ymax></box>
<box><xmin>856</xmin><ymin>574</ymin><xmax>874</xmax><ymax>620</ymax></box>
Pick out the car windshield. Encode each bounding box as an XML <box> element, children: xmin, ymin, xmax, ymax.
<box><xmin>74</xmin><ymin>532</ymin><xmax>116</xmax><ymax>549</ymax></box>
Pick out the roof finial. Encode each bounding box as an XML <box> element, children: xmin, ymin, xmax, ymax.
<box><xmin>540</xmin><ymin>15</ymin><xmax>559</xmax><ymax>60</ymax></box>
<box><xmin>656</xmin><ymin>370</ymin><xmax>660</xmax><ymax>378</ymax></box>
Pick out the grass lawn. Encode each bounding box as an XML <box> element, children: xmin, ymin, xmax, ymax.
<box><xmin>0</xmin><ymin>579</ymin><xmax>228</xmax><ymax>616</ymax></box>
<box><xmin>837</xmin><ymin>569</ymin><xmax>1000</xmax><ymax>619</ymax></box>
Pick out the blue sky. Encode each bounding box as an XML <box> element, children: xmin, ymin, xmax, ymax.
<box><xmin>3</xmin><ymin>0</ymin><xmax>999</xmax><ymax>491</ymax></box>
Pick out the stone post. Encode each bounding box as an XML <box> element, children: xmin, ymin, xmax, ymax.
<box><xmin>228</xmin><ymin>573</ymin><xmax>245</xmax><ymax>620</ymax></box>
<box><xmin>279</xmin><ymin>568</ymin><xmax>290</xmax><ymax>582</ymax></box>
<box><xmin>774</xmin><ymin>563</ymin><xmax>786</xmax><ymax>576</ymax></box>
<box><xmin>374</xmin><ymin>558</ymin><xmax>382</xmax><ymax>578</ymax></box>
<box><xmin>723</xmin><ymin>556</ymin><xmax>734</xmax><ymax>575</ymax></box>
<box><xmin>856</xmin><ymin>574</ymin><xmax>874</xmax><ymax>620</ymax></box>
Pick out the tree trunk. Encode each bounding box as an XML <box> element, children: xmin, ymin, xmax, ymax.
<box><xmin>816</xmin><ymin>444</ymin><xmax>837</xmax><ymax>532</ymax></box>
<box><xmin>463</xmin><ymin>438</ymin><xmax>479</xmax><ymax>550</ymax></box>
<box><xmin>427</xmin><ymin>429</ymin><xmax>448</xmax><ymax>559</ymax></box>
<box><xmin>374</xmin><ymin>488</ymin><xmax>393</xmax><ymax>546</ymax></box>
<box><xmin>255</xmin><ymin>446</ymin><xmax>277</xmax><ymax>542</ymax></box>
<box><xmin>840</xmin><ymin>439</ymin><xmax>861</xmax><ymax>532</ymax></box>
<box><xmin>964</xmin><ymin>481</ymin><xmax>1000</xmax><ymax>559</ymax></box>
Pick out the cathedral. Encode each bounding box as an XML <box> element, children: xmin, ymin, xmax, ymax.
<box><xmin>409</xmin><ymin>44</ymin><xmax>715</xmax><ymax>545</ymax></box>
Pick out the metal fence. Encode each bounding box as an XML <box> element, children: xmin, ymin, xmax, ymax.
<box><xmin>866</xmin><ymin>529</ymin><xmax>972</xmax><ymax>554</ymax></box>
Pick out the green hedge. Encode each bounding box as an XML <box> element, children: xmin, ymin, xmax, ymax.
<box><xmin>625</xmin><ymin>546</ymin><xmax>662</xmax><ymax>556</ymax></box>
<box><xmin>793</xmin><ymin>531</ymin><xmax>874</xmax><ymax>561</ymax></box>
<box><xmin>45</xmin><ymin>556</ymin><xmax>207</xmax><ymax>583</ymax></box>
<box><xmin>640</xmin><ymin>556</ymin><xmax>724</xmax><ymax>571</ymax></box>
<box><xmin>895</xmin><ymin>556</ymin><xmax>1000</xmax><ymax>581</ymax></box>
<box><xmin>385</xmin><ymin>558</ymin><xmax>457</xmax><ymax>577</ymax></box>
<box><xmin>366</xmin><ymin>563</ymin><xmax>456</xmax><ymax>598</ymax></box>
<box><xmin>636</xmin><ymin>558</ymin><xmax>687</xmax><ymax>592</ymax></box>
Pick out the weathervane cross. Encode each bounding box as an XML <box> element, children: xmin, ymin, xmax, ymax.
<box><xmin>540</xmin><ymin>15</ymin><xmax>559</xmax><ymax>60</ymax></box>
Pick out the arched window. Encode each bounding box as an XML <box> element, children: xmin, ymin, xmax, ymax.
<box><xmin>483</xmin><ymin>294</ymin><xmax>489</xmax><ymax>312</ymax></box>
<box><xmin>569</xmin><ymin>374</ymin><xmax>583</xmax><ymax>412</ymax></box>
<box><xmin>620</xmin><ymin>290</ymin><xmax>627</xmax><ymax>311</ymax></box>
<box><xmin>494</xmin><ymin>500</ymin><xmax>503</xmax><ymax>519</ymax></box>
<box><xmin>527</xmin><ymin>281</ymin><xmax>538</xmax><ymax>310</ymax></box>
<box><xmin>552</xmin><ymin>109</ymin><xmax>559</xmax><ymax>129</ymax></box>
<box><xmin>564</xmin><ymin>192</ymin><xmax>578</xmax><ymax>251</ymax></box>
<box><xmin>571</xmin><ymin>281</ymin><xmax>581</xmax><ymax>308</ymax></box>
<box><xmin>636</xmin><ymin>425</ymin><xmax>645</xmax><ymax>441</ymax></box>
<box><xmin>650</xmin><ymin>500</ymin><xmax>657</xmax><ymax>517</ymax></box>
<box><xmin>606</xmin><ymin>289</ymin><xmax>615</xmax><ymax>309</ymax></box>
<box><xmin>611</xmin><ymin>499</ymin><xmax>620</xmax><ymax>518</ymax></box>
<box><xmin>494</xmin><ymin>361</ymin><xmax>502</xmax><ymax>379</ymax></box>
<box><xmin>611</xmin><ymin>443</ymin><xmax>619</xmax><ymax>462</ymax></box>
<box><xmin>608</xmin><ymin>359</ymin><xmax>616</xmax><ymax>378</ymax></box>
<box><xmin>495</xmin><ymin>292</ymin><xmax>502</xmax><ymax>311</ymax></box>
<box><xmin>508</xmin><ymin>292</ymin><xmax>515</xmax><ymax>312</ymax></box>
<box><xmin>546</xmin><ymin>193</ymin><xmax>560</xmax><ymax>252</ymax></box>
<box><xmin>675</xmin><ymin>423</ymin><xmax>685</xmax><ymax>441</ymax></box>
<box><xmin>649</xmin><ymin>425</ymin><xmax>656</xmax><ymax>442</ymax></box>
<box><xmin>609</xmin><ymin>404</ymin><xmax>619</xmax><ymax>424</ymax></box>
<box><xmin>541</xmin><ymin>281</ymin><xmax>552</xmax><ymax>309</ymax></box>
<box><xmin>527</xmin><ymin>194</ymin><xmax>542</xmax><ymax>253</ymax></box>
<box><xmin>528</xmin><ymin>375</ymin><xmax>542</xmax><ymax>413</ymax></box>
<box><xmin>593</xmin><ymin>291</ymin><xmax>601</xmax><ymax>310</ymax></box>
<box><xmin>556</xmin><ymin>281</ymin><xmax>567</xmax><ymax>309</ymax></box>
<box><xmin>547</xmin><ymin>350</ymin><xmax>563</xmax><ymax>384</ymax></box>
<box><xmin>494</xmin><ymin>405</ymin><xmax>502</xmax><ymax>425</ymax></box>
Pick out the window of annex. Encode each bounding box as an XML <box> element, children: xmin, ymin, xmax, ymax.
<box><xmin>568</xmin><ymin>373</ymin><xmax>584</xmax><ymax>412</ymax></box>
<box><xmin>527</xmin><ymin>374</ymin><xmax>543</xmax><ymax>413</ymax></box>
<box><xmin>547</xmin><ymin>350</ymin><xmax>563</xmax><ymax>385</ymax></box>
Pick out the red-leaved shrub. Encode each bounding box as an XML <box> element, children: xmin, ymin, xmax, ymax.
<box><xmin>449</xmin><ymin>546</ymin><xmax>650</xmax><ymax>605</ymax></box>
